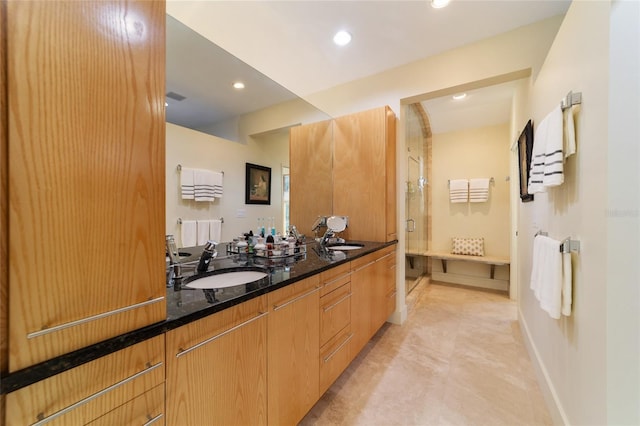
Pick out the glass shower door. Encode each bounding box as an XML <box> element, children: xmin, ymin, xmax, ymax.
<box><xmin>405</xmin><ymin>154</ymin><xmax>427</xmax><ymax>294</ymax></box>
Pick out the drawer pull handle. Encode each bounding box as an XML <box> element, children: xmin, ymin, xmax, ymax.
<box><xmin>143</xmin><ymin>413</ymin><xmax>164</xmax><ymax>426</ymax></box>
<box><xmin>322</xmin><ymin>293</ymin><xmax>351</xmax><ymax>312</ymax></box>
<box><xmin>273</xmin><ymin>286</ymin><xmax>319</xmax><ymax>311</ymax></box>
<box><xmin>32</xmin><ymin>362</ymin><xmax>163</xmax><ymax>426</ymax></box>
<box><xmin>176</xmin><ymin>311</ymin><xmax>268</xmax><ymax>358</ymax></box>
<box><xmin>375</xmin><ymin>252</ymin><xmax>395</xmax><ymax>262</ymax></box>
<box><xmin>387</xmin><ymin>291</ymin><xmax>397</xmax><ymax>299</ymax></box>
<box><xmin>322</xmin><ymin>272</ymin><xmax>352</xmax><ymax>287</ymax></box>
<box><xmin>353</xmin><ymin>260</ymin><xmax>376</xmax><ymax>272</ymax></box>
<box><xmin>323</xmin><ymin>333</ymin><xmax>354</xmax><ymax>363</ymax></box>
<box><xmin>27</xmin><ymin>296</ymin><xmax>165</xmax><ymax>339</ymax></box>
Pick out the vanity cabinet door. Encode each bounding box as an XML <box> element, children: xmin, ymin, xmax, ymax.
<box><xmin>290</xmin><ymin>119</ymin><xmax>333</xmax><ymax>237</ymax></box>
<box><xmin>349</xmin><ymin>253</ymin><xmax>377</xmax><ymax>358</ymax></box>
<box><xmin>333</xmin><ymin>106</ymin><xmax>397</xmax><ymax>242</ymax></box>
<box><xmin>165</xmin><ymin>296</ymin><xmax>268</xmax><ymax>426</ymax></box>
<box><xmin>6</xmin><ymin>0</ymin><xmax>166</xmax><ymax>371</ymax></box>
<box><xmin>372</xmin><ymin>247</ymin><xmax>396</xmax><ymax>332</ymax></box>
<box><xmin>267</xmin><ymin>276</ymin><xmax>320</xmax><ymax>426</ymax></box>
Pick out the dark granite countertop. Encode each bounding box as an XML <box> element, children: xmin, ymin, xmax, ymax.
<box><xmin>1</xmin><ymin>239</ymin><xmax>396</xmax><ymax>394</ymax></box>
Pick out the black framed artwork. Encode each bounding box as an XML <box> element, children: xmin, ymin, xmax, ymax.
<box><xmin>245</xmin><ymin>163</ymin><xmax>272</xmax><ymax>205</ymax></box>
<box><xmin>517</xmin><ymin>119</ymin><xmax>535</xmax><ymax>202</ymax></box>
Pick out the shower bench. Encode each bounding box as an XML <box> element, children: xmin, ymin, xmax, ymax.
<box><xmin>407</xmin><ymin>250</ymin><xmax>510</xmax><ymax>279</ymax></box>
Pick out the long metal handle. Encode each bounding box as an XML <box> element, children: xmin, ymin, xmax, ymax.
<box><xmin>387</xmin><ymin>290</ymin><xmax>397</xmax><ymax>299</ymax></box>
<box><xmin>32</xmin><ymin>362</ymin><xmax>163</xmax><ymax>426</ymax></box>
<box><xmin>143</xmin><ymin>413</ymin><xmax>164</xmax><ymax>426</ymax></box>
<box><xmin>322</xmin><ymin>272</ymin><xmax>351</xmax><ymax>287</ymax></box>
<box><xmin>322</xmin><ymin>293</ymin><xmax>351</xmax><ymax>312</ymax></box>
<box><xmin>375</xmin><ymin>252</ymin><xmax>395</xmax><ymax>262</ymax></box>
<box><xmin>273</xmin><ymin>286</ymin><xmax>319</xmax><ymax>311</ymax></box>
<box><xmin>323</xmin><ymin>333</ymin><xmax>354</xmax><ymax>363</ymax></box>
<box><xmin>353</xmin><ymin>260</ymin><xmax>376</xmax><ymax>273</ymax></box>
<box><xmin>176</xmin><ymin>311</ymin><xmax>268</xmax><ymax>358</ymax></box>
<box><xmin>28</xmin><ymin>297</ymin><xmax>165</xmax><ymax>339</ymax></box>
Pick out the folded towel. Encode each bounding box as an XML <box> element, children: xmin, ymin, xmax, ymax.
<box><xmin>561</xmin><ymin>251</ymin><xmax>573</xmax><ymax>316</ymax></box>
<box><xmin>194</xmin><ymin>169</ymin><xmax>216</xmax><ymax>202</ymax></box>
<box><xmin>449</xmin><ymin>179</ymin><xmax>468</xmax><ymax>203</ymax></box>
<box><xmin>563</xmin><ymin>105</ymin><xmax>577</xmax><ymax>159</ymax></box>
<box><xmin>181</xmin><ymin>167</ymin><xmax>195</xmax><ymax>200</ymax></box>
<box><xmin>469</xmin><ymin>178</ymin><xmax>490</xmax><ymax>203</ymax></box>
<box><xmin>196</xmin><ymin>220</ymin><xmax>210</xmax><ymax>245</ymax></box>
<box><xmin>542</xmin><ymin>104</ymin><xmax>564</xmax><ymax>187</ymax></box>
<box><xmin>181</xmin><ymin>220</ymin><xmax>197</xmax><ymax>247</ymax></box>
<box><xmin>209</xmin><ymin>219</ymin><xmax>222</xmax><ymax>242</ymax></box>
<box><xmin>211</xmin><ymin>172</ymin><xmax>223</xmax><ymax>198</ymax></box>
<box><xmin>530</xmin><ymin>235</ymin><xmax>563</xmax><ymax>319</ymax></box>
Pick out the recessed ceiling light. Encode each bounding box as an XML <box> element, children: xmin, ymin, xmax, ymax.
<box><xmin>233</xmin><ymin>81</ymin><xmax>245</xmax><ymax>90</ymax></box>
<box><xmin>333</xmin><ymin>30</ymin><xmax>352</xmax><ymax>46</ymax></box>
<box><xmin>431</xmin><ymin>0</ymin><xmax>450</xmax><ymax>9</ymax></box>
<box><xmin>452</xmin><ymin>93</ymin><xmax>467</xmax><ymax>100</ymax></box>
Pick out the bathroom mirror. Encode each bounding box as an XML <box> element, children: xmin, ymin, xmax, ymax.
<box><xmin>165</xmin><ymin>13</ymin><xmax>333</xmax><ymax>241</ymax></box>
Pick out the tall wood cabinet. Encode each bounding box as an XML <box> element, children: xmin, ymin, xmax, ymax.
<box><xmin>4</xmin><ymin>0</ymin><xmax>166</xmax><ymax>371</ymax></box>
<box><xmin>334</xmin><ymin>106</ymin><xmax>397</xmax><ymax>242</ymax></box>
<box><xmin>289</xmin><ymin>119</ymin><xmax>333</xmax><ymax>237</ymax></box>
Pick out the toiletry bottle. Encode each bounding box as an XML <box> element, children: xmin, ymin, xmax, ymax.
<box><xmin>270</xmin><ymin>217</ymin><xmax>276</xmax><ymax>236</ymax></box>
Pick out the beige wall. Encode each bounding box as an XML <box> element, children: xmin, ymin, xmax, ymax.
<box><xmin>518</xmin><ymin>1</ymin><xmax>610</xmax><ymax>424</ymax></box>
<box><xmin>165</xmin><ymin>123</ymin><xmax>288</xmax><ymax>246</ymax></box>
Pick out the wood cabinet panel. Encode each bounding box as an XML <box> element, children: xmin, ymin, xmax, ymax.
<box><xmin>267</xmin><ymin>276</ymin><xmax>320</xmax><ymax>426</ymax></box>
<box><xmin>166</xmin><ymin>296</ymin><xmax>268</xmax><ymax>426</ymax></box>
<box><xmin>290</xmin><ymin>119</ymin><xmax>333</xmax><ymax>236</ymax></box>
<box><xmin>319</xmin><ymin>262</ymin><xmax>351</xmax><ymax>297</ymax></box>
<box><xmin>333</xmin><ymin>106</ymin><xmax>396</xmax><ymax>242</ymax></box>
<box><xmin>87</xmin><ymin>384</ymin><xmax>164</xmax><ymax>426</ymax></box>
<box><xmin>349</xmin><ymin>254</ymin><xmax>376</xmax><ymax>357</ymax></box>
<box><xmin>6</xmin><ymin>335</ymin><xmax>165</xmax><ymax>426</ymax></box>
<box><xmin>319</xmin><ymin>325</ymin><xmax>353</xmax><ymax>395</ymax></box>
<box><xmin>320</xmin><ymin>282</ymin><xmax>351</xmax><ymax>347</ymax></box>
<box><xmin>7</xmin><ymin>0</ymin><xmax>166</xmax><ymax>371</ymax></box>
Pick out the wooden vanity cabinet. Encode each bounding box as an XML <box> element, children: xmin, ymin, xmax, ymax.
<box><xmin>333</xmin><ymin>106</ymin><xmax>397</xmax><ymax>242</ymax></box>
<box><xmin>5</xmin><ymin>336</ymin><xmax>165</xmax><ymax>426</ymax></box>
<box><xmin>165</xmin><ymin>296</ymin><xmax>268</xmax><ymax>426</ymax></box>
<box><xmin>267</xmin><ymin>276</ymin><xmax>320</xmax><ymax>426</ymax></box>
<box><xmin>5</xmin><ymin>0</ymin><xmax>167</xmax><ymax>371</ymax></box>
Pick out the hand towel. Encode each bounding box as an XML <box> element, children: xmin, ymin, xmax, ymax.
<box><xmin>530</xmin><ymin>235</ymin><xmax>563</xmax><ymax>319</ymax></box>
<box><xmin>181</xmin><ymin>220</ymin><xmax>197</xmax><ymax>247</ymax></box>
<box><xmin>541</xmin><ymin>104</ymin><xmax>564</xmax><ymax>187</ymax></box>
<box><xmin>469</xmin><ymin>178</ymin><xmax>490</xmax><ymax>202</ymax></box>
<box><xmin>181</xmin><ymin>167</ymin><xmax>195</xmax><ymax>200</ymax></box>
<box><xmin>194</xmin><ymin>169</ymin><xmax>216</xmax><ymax>202</ymax></box>
<box><xmin>212</xmin><ymin>172</ymin><xmax>224</xmax><ymax>198</ymax></box>
<box><xmin>561</xmin><ymin>251</ymin><xmax>573</xmax><ymax>316</ymax></box>
<box><xmin>563</xmin><ymin>105</ymin><xmax>577</xmax><ymax>159</ymax></box>
<box><xmin>209</xmin><ymin>219</ymin><xmax>222</xmax><ymax>243</ymax></box>
<box><xmin>196</xmin><ymin>220</ymin><xmax>210</xmax><ymax>245</ymax></box>
<box><xmin>449</xmin><ymin>179</ymin><xmax>468</xmax><ymax>203</ymax></box>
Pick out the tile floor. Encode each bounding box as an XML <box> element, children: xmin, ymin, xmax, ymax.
<box><xmin>300</xmin><ymin>280</ymin><xmax>552</xmax><ymax>426</ymax></box>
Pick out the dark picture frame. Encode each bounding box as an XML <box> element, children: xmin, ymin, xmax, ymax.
<box><xmin>245</xmin><ymin>163</ymin><xmax>272</xmax><ymax>205</ymax></box>
<box><xmin>517</xmin><ymin>120</ymin><xmax>535</xmax><ymax>202</ymax></box>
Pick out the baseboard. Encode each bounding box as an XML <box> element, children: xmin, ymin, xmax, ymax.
<box><xmin>518</xmin><ymin>308</ymin><xmax>570</xmax><ymax>426</ymax></box>
<box><xmin>387</xmin><ymin>302</ymin><xmax>407</xmax><ymax>325</ymax></box>
<box><xmin>432</xmin><ymin>271</ymin><xmax>508</xmax><ymax>292</ymax></box>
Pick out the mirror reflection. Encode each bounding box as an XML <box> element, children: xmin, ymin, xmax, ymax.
<box><xmin>165</xmin><ymin>14</ymin><xmax>332</xmax><ymax>246</ymax></box>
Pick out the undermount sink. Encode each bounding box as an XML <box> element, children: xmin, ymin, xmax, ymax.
<box><xmin>185</xmin><ymin>270</ymin><xmax>268</xmax><ymax>289</ymax></box>
<box><xmin>327</xmin><ymin>243</ymin><xmax>365</xmax><ymax>251</ymax></box>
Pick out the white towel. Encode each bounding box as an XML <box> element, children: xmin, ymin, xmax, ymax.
<box><xmin>211</xmin><ymin>172</ymin><xmax>223</xmax><ymax>198</ymax></box>
<box><xmin>469</xmin><ymin>178</ymin><xmax>490</xmax><ymax>203</ymax></box>
<box><xmin>530</xmin><ymin>235</ymin><xmax>563</xmax><ymax>319</ymax></box>
<box><xmin>561</xmin><ymin>252</ymin><xmax>573</xmax><ymax>316</ymax></box>
<box><xmin>563</xmin><ymin>105</ymin><xmax>577</xmax><ymax>159</ymax></box>
<box><xmin>181</xmin><ymin>167</ymin><xmax>195</xmax><ymax>200</ymax></box>
<box><xmin>449</xmin><ymin>179</ymin><xmax>468</xmax><ymax>203</ymax></box>
<box><xmin>196</xmin><ymin>220</ymin><xmax>210</xmax><ymax>245</ymax></box>
<box><xmin>194</xmin><ymin>169</ymin><xmax>216</xmax><ymax>202</ymax></box>
<box><xmin>181</xmin><ymin>220</ymin><xmax>197</xmax><ymax>247</ymax></box>
<box><xmin>542</xmin><ymin>104</ymin><xmax>564</xmax><ymax>187</ymax></box>
<box><xmin>209</xmin><ymin>219</ymin><xmax>222</xmax><ymax>242</ymax></box>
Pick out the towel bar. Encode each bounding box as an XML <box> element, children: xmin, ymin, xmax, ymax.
<box><xmin>535</xmin><ymin>231</ymin><xmax>580</xmax><ymax>253</ymax></box>
<box><xmin>177</xmin><ymin>164</ymin><xmax>224</xmax><ymax>175</ymax></box>
<box><xmin>561</xmin><ymin>91</ymin><xmax>582</xmax><ymax>110</ymax></box>
<box><xmin>447</xmin><ymin>177</ymin><xmax>494</xmax><ymax>187</ymax></box>
<box><xmin>177</xmin><ymin>217</ymin><xmax>224</xmax><ymax>224</ymax></box>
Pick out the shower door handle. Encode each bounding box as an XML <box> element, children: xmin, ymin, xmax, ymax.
<box><xmin>406</xmin><ymin>218</ymin><xmax>416</xmax><ymax>232</ymax></box>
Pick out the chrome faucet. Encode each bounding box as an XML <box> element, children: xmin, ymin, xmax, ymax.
<box><xmin>197</xmin><ymin>240</ymin><xmax>218</xmax><ymax>273</ymax></box>
<box><xmin>166</xmin><ymin>235</ymin><xmax>183</xmax><ymax>287</ymax></box>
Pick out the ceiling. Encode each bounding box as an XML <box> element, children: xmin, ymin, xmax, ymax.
<box><xmin>166</xmin><ymin>0</ymin><xmax>571</xmax><ymax>133</ymax></box>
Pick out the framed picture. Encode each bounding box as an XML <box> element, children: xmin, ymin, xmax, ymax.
<box><xmin>517</xmin><ymin>119</ymin><xmax>535</xmax><ymax>202</ymax></box>
<box><xmin>245</xmin><ymin>163</ymin><xmax>272</xmax><ymax>205</ymax></box>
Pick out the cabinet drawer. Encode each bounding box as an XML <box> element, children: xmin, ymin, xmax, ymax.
<box><xmin>319</xmin><ymin>263</ymin><xmax>351</xmax><ymax>297</ymax></box>
<box><xmin>319</xmin><ymin>283</ymin><xmax>351</xmax><ymax>347</ymax></box>
<box><xmin>351</xmin><ymin>252</ymin><xmax>378</xmax><ymax>272</ymax></box>
<box><xmin>6</xmin><ymin>335</ymin><xmax>165</xmax><ymax>426</ymax></box>
<box><xmin>319</xmin><ymin>326</ymin><xmax>353</xmax><ymax>395</ymax></box>
<box><xmin>385</xmin><ymin>288</ymin><xmax>397</xmax><ymax>319</ymax></box>
<box><xmin>268</xmin><ymin>275</ymin><xmax>320</xmax><ymax>309</ymax></box>
<box><xmin>88</xmin><ymin>384</ymin><xmax>164</xmax><ymax>426</ymax></box>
